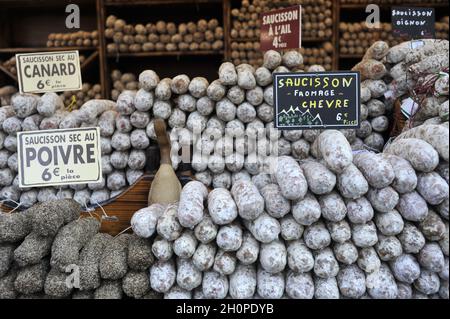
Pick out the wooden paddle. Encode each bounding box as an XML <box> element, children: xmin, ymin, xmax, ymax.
<box><xmin>147</xmin><ymin>119</ymin><xmax>182</xmax><ymax>205</ymax></box>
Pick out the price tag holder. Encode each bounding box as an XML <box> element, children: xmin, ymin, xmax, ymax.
<box><xmin>260</xmin><ymin>5</ymin><xmax>302</xmax><ymax>51</ymax></box>
<box><xmin>17</xmin><ymin>128</ymin><xmax>102</xmax><ymax>188</ymax></box>
<box><xmin>16</xmin><ymin>50</ymin><xmax>82</xmax><ymax>94</ymax></box>
<box><xmin>273</xmin><ymin>71</ymin><xmax>361</xmax><ymax>130</ymax></box>
<box><xmin>391</xmin><ymin>7</ymin><xmax>435</xmax><ymax>39</ymax></box>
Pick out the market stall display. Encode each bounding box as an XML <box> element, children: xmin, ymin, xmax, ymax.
<box><xmin>1</xmin><ymin>40</ymin><xmax>448</xmax><ymax>299</ymax></box>
<box><xmin>0</xmin><ymin>0</ymin><xmax>448</xmax><ymax>301</ymax></box>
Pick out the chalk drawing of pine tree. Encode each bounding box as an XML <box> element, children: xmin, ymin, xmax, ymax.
<box><xmin>278</xmin><ymin>108</ymin><xmax>324</xmax><ymax>126</ymax></box>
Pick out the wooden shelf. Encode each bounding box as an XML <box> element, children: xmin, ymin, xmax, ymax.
<box><xmin>230</xmin><ymin>37</ymin><xmax>259</xmax><ymax>42</ymax></box>
<box><xmin>230</xmin><ymin>37</ymin><xmax>331</xmax><ymax>43</ymax></box>
<box><xmin>107</xmin><ymin>50</ymin><xmax>224</xmax><ymax>58</ymax></box>
<box><xmin>81</xmin><ymin>51</ymin><xmax>100</xmax><ymax>70</ymax></box>
<box><xmin>340</xmin><ymin>54</ymin><xmax>364</xmax><ymax>59</ymax></box>
<box><xmin>303</xmin><ymin>37</ymin><xmax>332</xmax><ymax>43</ymax></box>
<box><xmin>340</xmin><ymin>3</ymin><xmax>449</xmax><ymax>9</ymax></box>
<box><xmin>0</xmin><ymin>0</ymin><xmax>95</xmax><ymax>8</ymax></box>
<box><xmin>105</xmin><ymin>0</ymin><xmax>222</xmax><ymax>6</ymax></box>
<box><xmin>0</xmin><ymin>47</ymin><xmax>98</xmax><ymax>53</ymax></box>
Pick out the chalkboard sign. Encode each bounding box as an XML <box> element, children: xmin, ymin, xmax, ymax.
<box><xmin>273</xmin><ymin>72</ymin><xmax>360</xmax><ymax>130</ymax></box>
<box><xmin>392</xmin><ymin>7</ymin><xmax>435</xmax><ymax>39</ymax></box>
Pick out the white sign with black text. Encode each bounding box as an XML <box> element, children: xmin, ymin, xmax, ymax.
<box><xmin>16</xmin><ymin>50</ymin><xmax>82</xmax><ymax>94</ymax></box>
<box><xmin>17</xmin><ymin>128</ymin><xmax>102</xmax><ymax>188</ymax></box>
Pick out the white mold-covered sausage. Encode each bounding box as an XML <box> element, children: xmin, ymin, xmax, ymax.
<box><xmin>312</xmin><ymin>130</ymin><xmax>353</xmax><ymax>173</ymax></box>
<box><xmin>260</xmin><ymin>184</ymin><xmax>290</xmax><ymax>219</ymax></box>
<box><xmin>319</xmin><ymin>191</ymin><xmax>347</xmax><ymax>222</ymax></box>
<box><xmin>131</xmin><ymin>204</ymin><xmax>165</xmax><ymax>238</ymax></box>
<box><xmin>397</xmin><ymin>191</ymin><xmax>429</xmax><ymax>222</ymax></box>
<box><xmin>353</xmin><ymin>152</ymin><xmax>395</xmax><ymax>188</ymax></box>
<box><xmin>256</xmin><ymin>267</ymin><xmax>285</xmax><ymax>299</ymax></box>
<box><xmin>285</xmin><ymin>271</ymin><xmax>314</xmax><ymax>299</ymax></box>
<box><xmin>150</xmin><ymin>260</ymin><xmax>176</xmax><ymax>293</ymax></box>
<box><xmin>207</xmin><ymin>188</ymin><xmax>238</xmax><ymax>225</ymax></box>
<box><xmin>287</xmin><ymin>240</ymin><xmax>314</xmax><ymax>273</ymax></box>
<box><xmin>384</xmin><ymin>138</ymin><xmax>439</xmax><ymax>173</ymax></box>
<box><xmin>382</xmin><ymin>154</ymin><xmax>418</xmax><ymax>194</ymax></box>
<box><xmin>178</xmin><ymin>181</ymin><xmax>208</xmax><ymax>229</ymax></box>
<box><xmin>231</xmin><ymin>180</ymin><xmax>264</xmax><ymax>221</ymax></box>
<box><xmin>292</xmin><ymin>192</ymin><xmax>322</xmax><ymax>226</ymax></box>
<box><xmin>244</xmin><ymin>212</ymin><xmax>280</xmax><ymax>244</ymax></box>
<box><xmin>229</xmin><ymin>263</ymin><xmax>256</xmax><ymax>299</ymax></box>
<box><xmin>236</xmin><ymin>231</ymin><xmax>259</xmax><ymax>265</ymax></box>
<box><xmin>337</xmin><ymin>164</ymin><xmax>369</xmax><ymax>199</ymax></box>
<box><xmin>273</xmin><ymin>156</ymin><xmax>307</xmax><ymax>200</ymax></box>
<box><xmin>173</xmin><ymin>230</ymin><xmax>197</xmax><ymax>259</ymax></box>
<box><xmin>301</xmin><ymin>161</ymin><xmax>336</xmax><ymax>195</ymax></box>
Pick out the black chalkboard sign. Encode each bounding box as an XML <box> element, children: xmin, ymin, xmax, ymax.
<box><xmin>392</xmin><ymin>7</ymin><xmax>435</xmax><ymax>39</ymax></box>
<box><xmin>273</xmin><ymin>71</ymin><xmax>360</xmax><ymax>130</ymax></box>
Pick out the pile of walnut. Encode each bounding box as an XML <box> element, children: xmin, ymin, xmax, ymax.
<box><xmin>105</xmin><ymin>15</ymin><xmax>224</xmax><ymax>54</ymax></box>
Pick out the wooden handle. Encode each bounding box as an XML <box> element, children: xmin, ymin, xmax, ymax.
<box><xmin>154</xmin><ymin>119</ymin><xmax>171</xmax><ymax>165</ymax></box>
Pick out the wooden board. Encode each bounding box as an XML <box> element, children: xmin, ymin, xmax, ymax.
<box><xmin>1</xmin><ymin>173</ymin><xmax>192</xmax><ymax>236</ymax></box>
<box><xmin>82</xmin><ymin>174</ymin><xmax>153</xmax><ymax>235</ymax></box>
<box><xmin>88</xmin><ymin>173</ymin><xmax>192</xmax><ymax>235</ymax></box>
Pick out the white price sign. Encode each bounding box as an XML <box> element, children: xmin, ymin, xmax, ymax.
<box><xmin>16</xmin><ymin>50</ymin><xmax>82</xmax><ymax>94</ymax></box>
<box><xmin>17</xmin><ymin>128</ymin><xmax>102</xmax><ymax>188</ymax></box>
